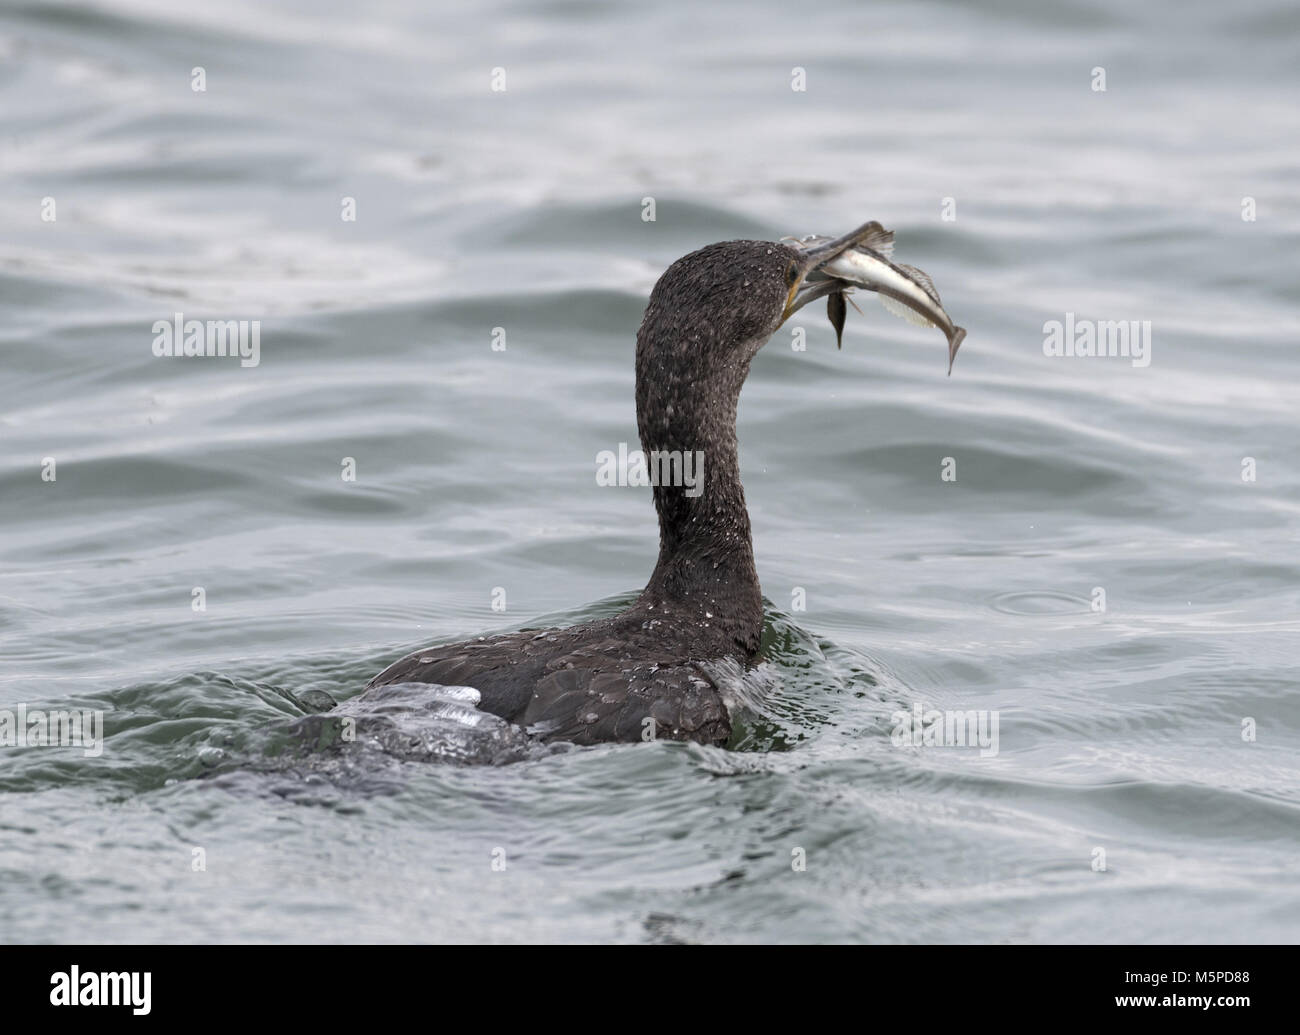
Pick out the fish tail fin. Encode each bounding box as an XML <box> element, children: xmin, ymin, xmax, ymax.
<box><xmin>828</xmin><ymin>291</ymin><xmax>847</xmax><ymax>350</ymax></box>
<box><xmin>948</xmin><ymin>327</ymin><xmax>966</xmax><ymax>375</ymax></box>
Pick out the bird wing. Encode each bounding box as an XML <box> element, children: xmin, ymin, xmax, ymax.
<box><xmin>522</xmin><ymin>661</ymin><xmax>730</xmax><ymax>745</ymax></box>
<box><xmin>366</xmin><ymin>629</ymin><xmax>732</xmax><ymax>747</ymax></box>
<box><xmin>365</xmin><ymin>629</ymin><xmax>551</xmax><ymax>722</ymax></box>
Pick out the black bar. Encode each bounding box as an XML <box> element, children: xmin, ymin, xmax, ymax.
<box><xmin>0</xmin><ymin>945</ymin><xmax>1286</xmax><ymax>1021</ymax></box>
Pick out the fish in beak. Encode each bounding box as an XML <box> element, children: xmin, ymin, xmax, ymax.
<box><xmin>781</xmin><ymin>222</ymin><xmax>967</xmax><ymax>375</ymax></box>
<box><xmin>779</xmin><ymin>220</ymin><xmax>884</xmax><ymax>324</ymax></box>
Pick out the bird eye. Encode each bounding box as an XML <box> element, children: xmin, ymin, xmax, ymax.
<box><xmin>785</xmin><ymin>262</ymin><xmax>799</xmax><ymax>286</ymax></box>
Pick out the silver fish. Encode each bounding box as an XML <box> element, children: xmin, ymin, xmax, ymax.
<box><xmin>784</xmin><ymin>224</ymin><xmax>967</xmax><ymax>374</ymax></box>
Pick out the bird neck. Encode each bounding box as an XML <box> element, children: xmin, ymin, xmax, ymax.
<box><xmin>631</xmin><ymin>357</ymin><xmax>763</xmax><ymax>656</ymax></box>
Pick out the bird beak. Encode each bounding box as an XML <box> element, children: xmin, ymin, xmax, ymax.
<box><xmin>780</xmin><ymin>221</ymin><xmax>883</xmax><ymax>323</ymax></box>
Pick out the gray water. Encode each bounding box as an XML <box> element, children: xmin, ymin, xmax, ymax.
<box><xmin>2</xmin><ymin>0</ymin><xmax>1298</xmax><ymax>944</ymax></box>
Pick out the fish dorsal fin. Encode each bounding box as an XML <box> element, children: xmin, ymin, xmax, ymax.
<box><xmin>878</xmin><ymin>292</ymin><xmax>938</xmax><ymax>329</ymax></box>
<box><xmin>896</xmin><ymin>263</ymin><xmax>940</xmax><ymax>305</ymax></box>
<box><xmin>858</xmin><ymin>223</ymin><xmax>894</xmax><ymax>260</ymax></box>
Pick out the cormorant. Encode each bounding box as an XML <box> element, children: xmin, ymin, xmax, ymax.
<box><xmin>364</xmin><ymin>223</ymin><xmax>911</xmax><ymax>747</ymax></box>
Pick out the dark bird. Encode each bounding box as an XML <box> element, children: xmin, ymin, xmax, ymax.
<box><xmin>364</xmin><ymin>222</ymin><xmax>949</xmax><ymax>747</ymax></box>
